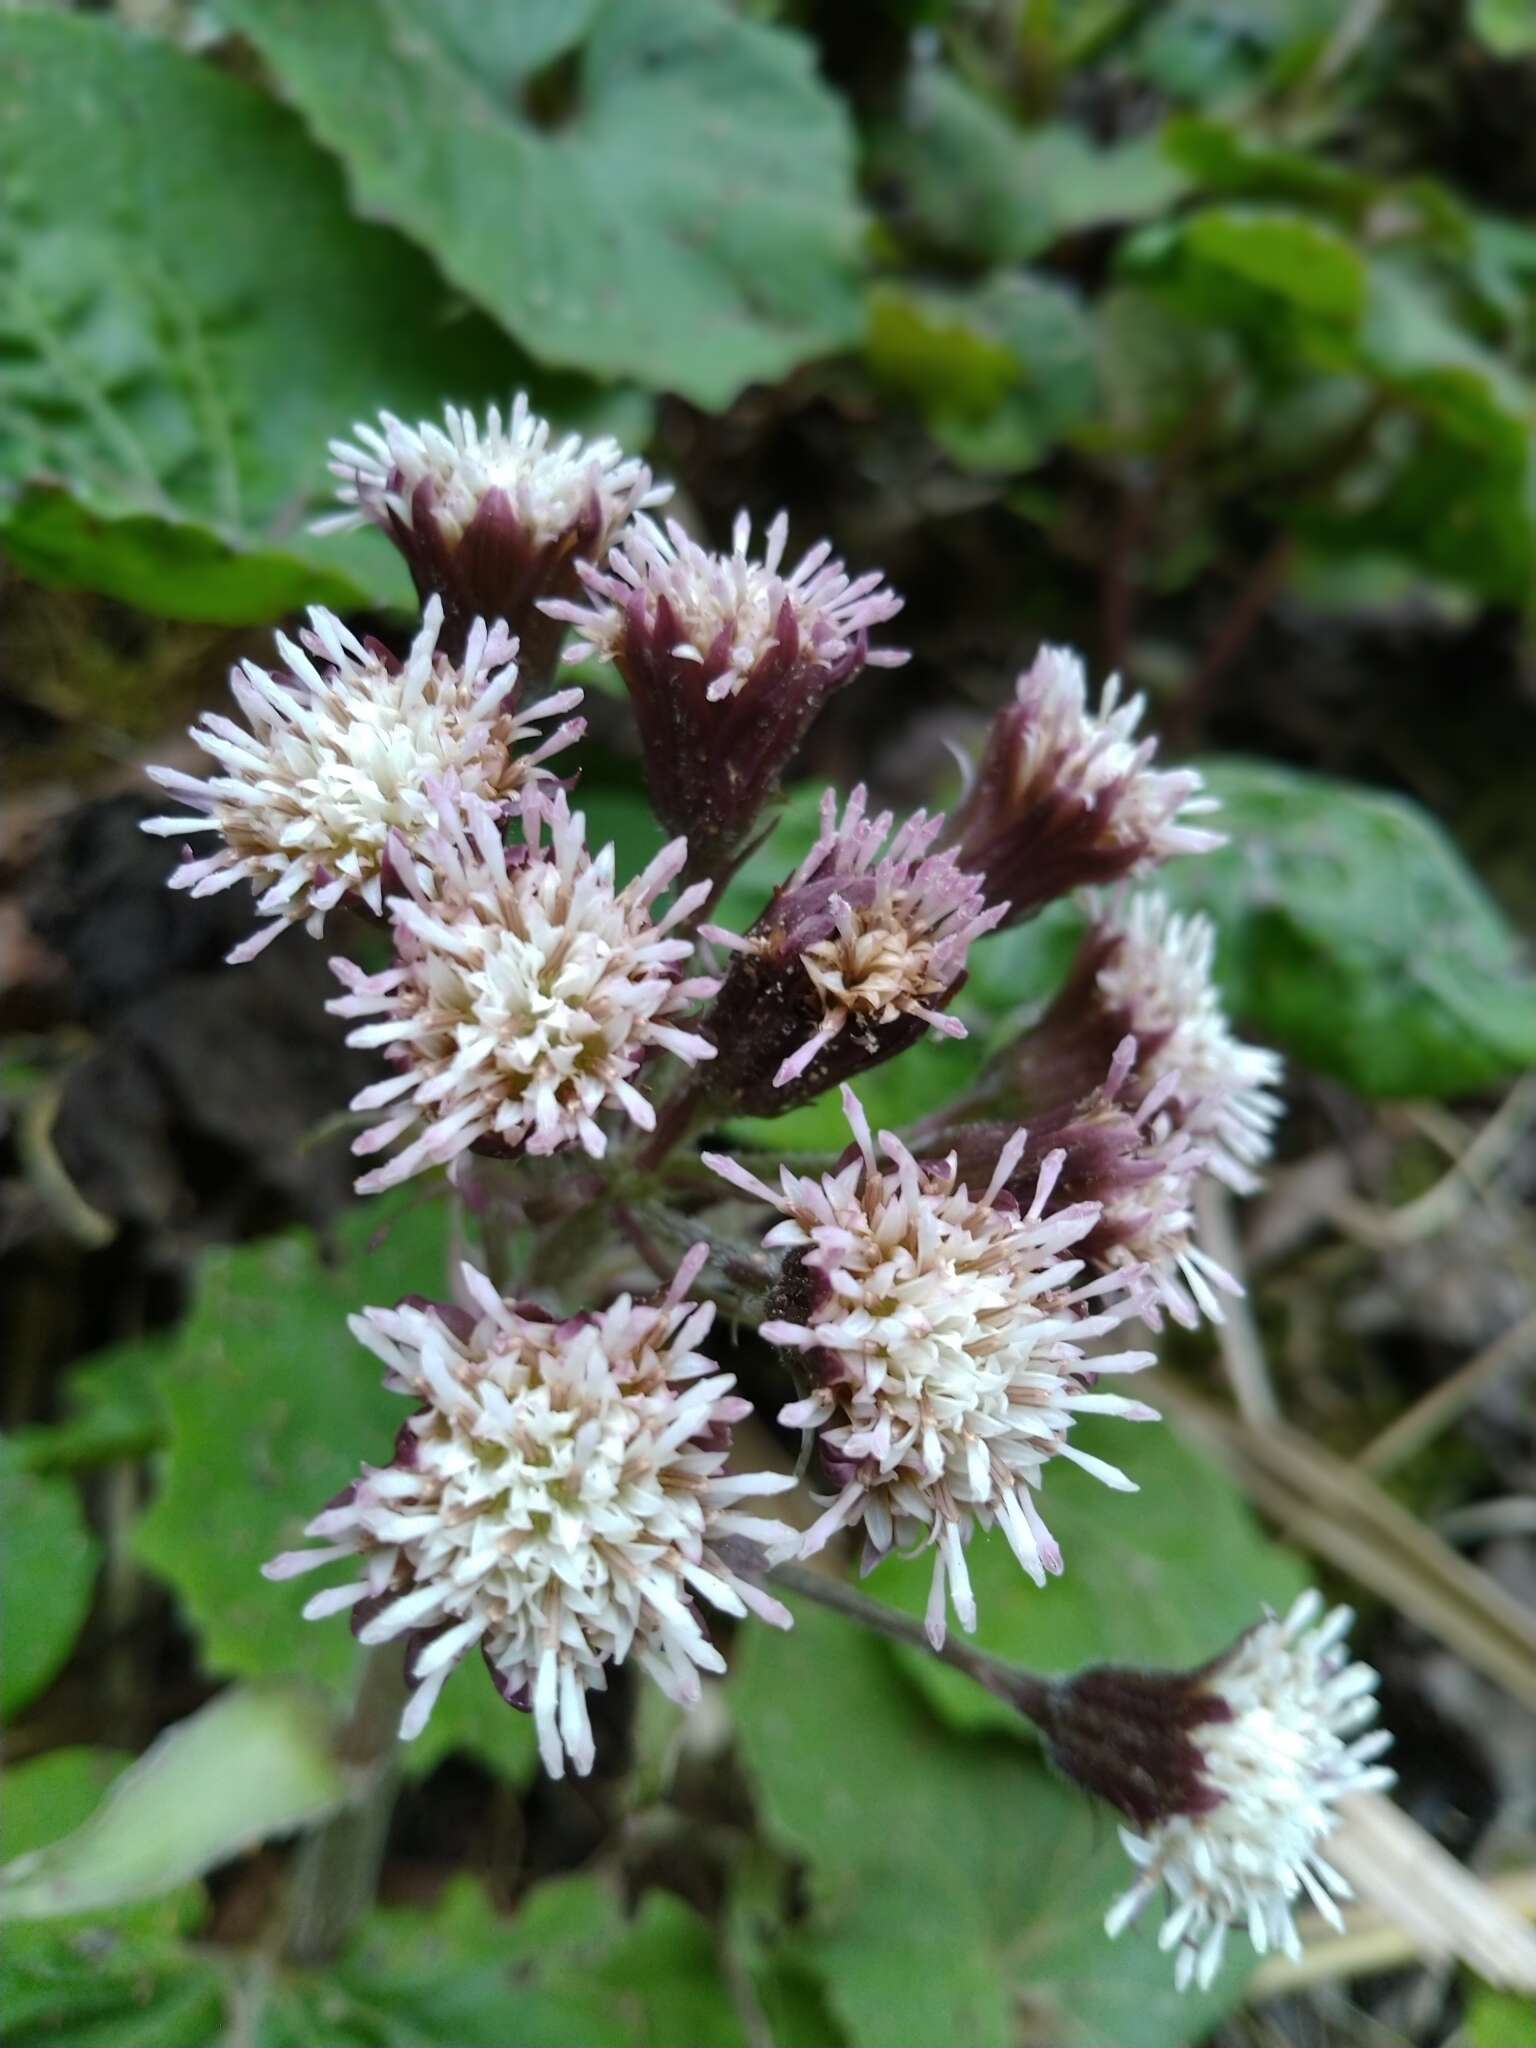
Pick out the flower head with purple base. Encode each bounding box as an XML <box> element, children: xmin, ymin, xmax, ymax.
<box><xmin>700</xmin><ymin>785</ymin><xmax>1004</xmax><ymax>1113</ymax></box>
<box><xmin>1088</xmin><ymin>892</ymin><xmax>1283</xmax><ymax>1194</ymax></box>
<box><xmin>942</xmin><ymin>1039</ymin><xmax>1241</xmax><ymax>1330</ymax></box>
<box><xmin>1103</xmin><ymin>1592</ymin><xmax>1394</xmax><ymax>1990</ymax></box>
<box><xmin>951</xmin><ymin>647</ymin><xmax>1223</xmax><ymax>925</ymax></box>
<box><xmin>330</xmin><ymin>787</ymin><xmax>716</xmax><ymax>1189</ymax></box>
<box><xmin>543</xmin><ymin>513</ymin><xmax>907</xmax><ymax>869</ymax></box>
<box><xmin>264</xmin><ymin>1248</ymin><xmax>795</xmax><ymax>1779</ymax></box>
<box><xmin>318</xmin><ymin>397</ymin><xmax>667</xmax><ymax>664</ymax></box>
<box><xmin>143</xmin><ymin>597</ymin><xmax>581</xmax><ymax>962</ymax></box>
<box><xmin>705</xmin><ymin>1087</ymin><xmax>1158</xmax><ymax>1643</ymax></box>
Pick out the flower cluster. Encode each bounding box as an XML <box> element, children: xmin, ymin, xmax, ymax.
<box><xmin>139</xmin><ymin>389</ymin><xmax>1395</xmax><ymax>1998</ymax></box>
<box><xmin>145</xmin><ymin>598</ymin><xmax>582</xmax><ymax>963</ymax></box>
<box><xmin>329</xmin><ymin>788</ymin><xmax>717</xmax><ymax>1189</ymax></box>
<box><xmin>264</xmin><ymin>1249</ymin><xmax>794</xmax><ymax>1777</ymax></box>
<box><xmin>699</xmin><ymin>785</ymin><xmax>1003</xmax><ymax>1112</ymax></box>
<box><xmin>706</xmin><ymin>1088</ymin><xmax>1157</xmax><ymax>1643</ymax></box>
<box><xmin>545</xmin><ymin>511</ymin><xmax>906</xmax><ymax>873</ymax></box>
<box><xmin>950</xmin><ymin>646</ymin><xmax>1223</xmax><ymax>923</ymax></box>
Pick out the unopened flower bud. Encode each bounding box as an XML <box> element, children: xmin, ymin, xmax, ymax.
<box><xmin>698</xmin><ymin>785</ymin><xmax>1003</xmax><ymax>1114</ymax></box>
<box><xmin>543</xmin><ymin>512</ymin><xmax>907</xmax><ymax>877</ymax></box>
<box><xmin>949</xmin><ymin>647</ymin><xmax>1222</xmax><ymax>924</ymax></box>
<box><xmin>319</xmin><ymin>397</ymin><xmax>666</xmax><ymax>672</ymax></box>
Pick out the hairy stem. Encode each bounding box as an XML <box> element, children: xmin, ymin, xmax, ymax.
<box><xmin>767</xmin><ymin>1561</ymin><xmax>1057</xmax><ymax>1727</ymax></box>
<box><xmin>283</xmin><ymin>1646</ymin><xmax>407</xmax><ymax>1966</ymax></box>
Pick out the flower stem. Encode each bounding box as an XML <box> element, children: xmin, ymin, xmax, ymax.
<box><xmin>766</xmin><ymin>1561</ymin><xmax>1057</xmax><ymax>1727</ymax></box>
<box><xmin>282</xmin><ymin>1646</ymin><xmax>406</xmax><ymax>1964</ymax></box>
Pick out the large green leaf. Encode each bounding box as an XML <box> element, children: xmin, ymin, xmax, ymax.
<box><xmin>132</xmin><ymin>1198</ymin><xmax>537</xmax><ymax>1781</ymax></box>
<box><xmin>1166</xmin><ymin>759</ymin><xmax>1536</xmax><ymax>1097</ymax></box>
<box><xmin>215</xmin><ymin>0</ymin><xmax>865</xmax><ymax>408</ymax></box>
<box><xmin>732</xmin><ymin>1600</ymin><xmax>1249</xmax><ymax>2048</ymax></box>
<box><xmin>0</xmin><ymin>1438</ymin><xmax>100</xmax><ymax>1718</ymax></box>
<box><xmin>0</xmin><ymin>14</ymin><xmax>602</xmax><ymax>622</ymax></box>
<box><xmin>868</xmin><ymin>1420</ymin><xmax>1308</xmax><ymax>1738</ymax></box>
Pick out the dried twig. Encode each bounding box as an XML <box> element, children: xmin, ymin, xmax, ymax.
<box><xmin>1250</xmin><ymin>1805</ymin><xmax>1536</xmax><ymax>1997</ymax></box>
<box><xmin>1153</xmin><ymin>1378</ymin><xmax>1536</xmax><ymax>1714</ymax></box>
<box><xmin>1357</xmin><ymin>1306</ymin><xmax>1536</xmax><ymax>1478</ymax></box>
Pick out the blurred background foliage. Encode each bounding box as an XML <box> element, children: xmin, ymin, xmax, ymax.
<box><xmin>3</xmin><ymin>4</ymin><xmax>1536</xmax><ymax>2046</ymax></box>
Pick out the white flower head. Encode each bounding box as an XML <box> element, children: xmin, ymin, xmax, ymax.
<box><xmin>952</xmin><ymin>646</ymin><xmax>1224</xmax><ymax>923</ymax></box>
<box><xmin>701</xmin><ymin>784</ymin><xmax>1005</xmax><ymax>1097</ymax></box>
<box><xmin>143</xmin><ymin>598</ymin><xmax>582</xmax><ymax>963</ymax></box>
<box><xmin>1094</xmin><ymin>892</ymin><xmax>1284</xmax><ymax>1193</ymax></box>
<box><xmin>264</xmin><ymin>1248</ymin><xmax>795</xmax><ymax>1779</ymax></box>
<box><xmin>319</xmin><ymin>395</ymin><xmax>667</xmax><ymax>555</ymax></box>
<box><xmin>704</xmin><ymin>1087</ymin><xmax>1157</xmax><ymax>1644</ymax></box>
<box><xmin>331</xmin><ymin>788</ymin><xmax>718</xmax><ymax>1191</ymax></box>
<box><xmin>545</xmin><ymin>509</ymin><xmax>908</xmax><ymax>702</ymax></box>
<box><xmin>1105</xmin><ymin>1591</ymin><xmax>1395</xmax><ymax>1991</ymax></box>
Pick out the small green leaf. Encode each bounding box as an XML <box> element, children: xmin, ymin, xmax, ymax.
<box><xmin>1167</xmin><ymin>759</ymin><xmax>1536</xmax><ymax>1097</ymax></box>
<box><xmin>1471</xmin><ymin>0</ymin><xmax>1536</xmax><ymax>59</ymax></box>
<box><xmin>0</xmin><ymin>1686</ymin><xmax>344</xmax><ymax>1919</ymax></box>
<box><xmin>15</xmin><ymin>1338</ymin><xmax>168</xmax><ymax>1476</ymax></box>
<box><xmin>868</xmin><ymin>273</ymin><xmax>1099</xmax><ymax>474</ymax></box>
<box><xmin>0</xmin><ymin>1438</ymin><xmax>100</xmax><ymax>1718</ymax></box>
<box><xmin>1465</xmin><ymin>1982</ymin><xmax>1536</xmax><ymax>2048</ymax></box>
<box><xmin>0</xmin><ymin>14</ymin><xmax>608</xmax><ymax>622</ymax></box>
<box><xmin>216</xmin><ymin>0</ymin><xmax>865</xmax><ymax>407</ymax></box>
<box><xmin>732</xmin><ymin>1600</ymin><xmax>1250</xmax><ymax>2048</ymax></box>
<box><xmin>0</xmin><ymin>1751</ymin><xmax>135</xmax><ymax>1865</ymax></box>
<box><xmin>870</xmin><ymin>70</ymin><xmax>1185</xmax><ymax>267</ymax></box>
<box><xmin>1181</xmin><ymin>206</ymin><xmax>1367</xmax><ymax>324</ymax></box>
<box><xmin>870</xmin><ymin>1421</ymin><xmax>1308</xmax><ymax>1738</ymax></box>
<box><xmin>132</xmin><ymin>1198</ymin><xmax>536</xmax><ymax>1781</ymax></box>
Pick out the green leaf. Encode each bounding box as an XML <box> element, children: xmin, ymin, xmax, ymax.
<box><xmin>15</xmin><ymin>1338</ymin><xmax>168</xmax><ymax>1476</ymax></box>
<box><xmin>0</xmin><ymin>1752</ymin><xmax>135</xmax><ymax>1866</ymax></box>
<box><xmin>869</xmin><ymin>1422</ymin><xmax>1308</xmax><ymax>1738</ymax></box>
<box><xmin>1471</xmin><ymin>0</ymin><xmax>1536</xmax><ymax>59</ymax></box>
<box><xmin>0</xmin><ymin>1686</ymin><xmax>344</xmax><ymax>1920</ymax></box>
<box><xmin>215</xmin><ymin>0</ymin><xmax>865</xmax><ymax>408</ymax></box>
<box><xmin>264</xmin><ymin>1875</ymin><xmax>745</xmax><ymax>2047</ymax></box>
<box><xmin>871</xmin><ymin>69</ymin><xmax>1185</xmax><ymax>267</ymax></box>
<box><xmin>0</xmin><ymin>1437</ymin><xmax>100</xmax><ymax>1718</ymax></box>
<box><xmin>0</xmin><ymin>14</ymin><xmax>604</xmax><ymax>623</ymax></box>
<box><xmin>1180</xmin><ymin>206</ymin><xmax>1366</xmax><ymax>325</ymax></box>
<box><xmin>132</xmin><ymin>1198</ymin><xmax>537</xmax><ymax>1781</ymax></box>
<box><xmin>0</xmin><ymin>1922</ymin><xmax>227</xmax><ymax>2048</ymax></box>
<box><xmin>1465</xmin><ymin>1983</ymin><xmax>1536</xmax><ymax>2048</ymax></box>
<box><xmin>732</xmin><ymin>1599</ymin><xmax>1250</xmax><ymax>2048</ymax></box>
<box><xmin>867</xmin><ymin>273</ymin><xmax>1099</xmax><ymax>473</ymax></box>
<box><xmin>1166</xmin><ymin>759</ymin><xmax>1536</xmax><ymax>1097</ymax></box>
